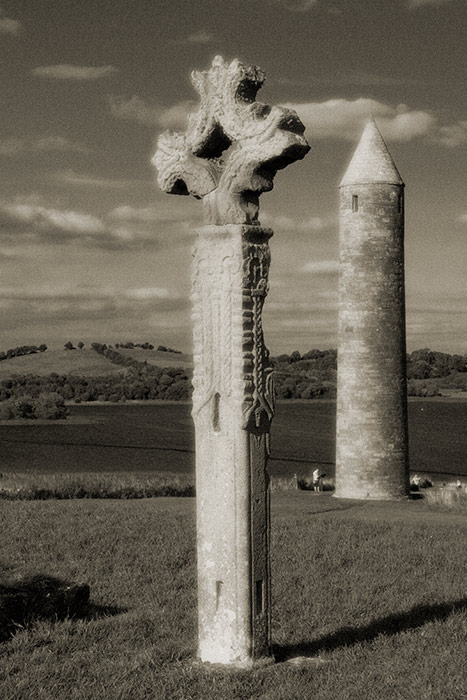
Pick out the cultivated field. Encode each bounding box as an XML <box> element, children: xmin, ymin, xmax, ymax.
<box><xmin>1</xmin><ymin>494</ymin><xmax>467</xmax><ymax>699</ymax></box>
<box><xmin>0</xmin><ymin>349</ymin><xmax>125</xmax><ymax>379</ymax></box>
<box><xmin>0</xmin><ymin>347</ymin><xmax>191</xmax><ymax>379</ymax></box>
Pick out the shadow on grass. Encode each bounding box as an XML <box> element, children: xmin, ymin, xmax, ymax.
<box><xmin>275</xmin><ymin>598</ymin><xmax>467</xmax><ymax>661</ymax></box>
<box><xmin>0</xmin><ymin>573</ymin><xmax>126</xmax><ymax>642</ymax></box>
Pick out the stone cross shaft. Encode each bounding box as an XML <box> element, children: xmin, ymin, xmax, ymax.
<box><xmin>153</xmin><ymin>56</ymin><xmax>309</xmax><ymax>666</ymax></box>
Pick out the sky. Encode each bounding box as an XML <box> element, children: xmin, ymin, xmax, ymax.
<box><xmin>1</xmin><ymin>0</ymin><xmax>466</xmax><ymax>355</ymax></box>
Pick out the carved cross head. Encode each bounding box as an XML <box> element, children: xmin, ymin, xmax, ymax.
<box><xmin>152</xmin><ymin>56</ymin><xmax>310</xmax><ymax>226</ymax></box>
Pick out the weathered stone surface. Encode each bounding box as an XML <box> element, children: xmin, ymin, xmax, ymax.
<box><xmin>153</xmin><ymin>56</ymin><xmax>309</xmax><ymax>666</ymax></box>
<box><xmin>335</xmin><ymin>120</ymin><xmax>409</xmax><ymax>501</ymax></box>
<box><xmin>153</xmin><ymin>56</ymin><xmax>309</xmax><ymax>226</ymax></box>
<box><xmin>192</xmin><ymin>224</ymin><xmax>274</xmax><ymax>665</ymax></box>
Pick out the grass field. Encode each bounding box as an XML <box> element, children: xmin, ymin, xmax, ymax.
<box><xmin>1</xmin><ymin>493</ymin><xmax>467</xmax><ymax>699</ymax></box>
<box><xmin>0</xmin><ymin>347</ymin><xmax>191</xmax><ymax>378</ymax></box>
<box><xmin>0</xmin><ymin>349</ymin><xmax>125</xmax><ymax>379</ymax></box>
<box><xmin>116</xmin><ymin>348</ymin><xmax>193</xmax><ymax>368</ymax></box>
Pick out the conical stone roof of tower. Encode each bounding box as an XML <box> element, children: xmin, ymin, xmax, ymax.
<box><xmin>340</xmin><ymin>118</ymin><xmax>403</xmax><ymax>187</ymax></box>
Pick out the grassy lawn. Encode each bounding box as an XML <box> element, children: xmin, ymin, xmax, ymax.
<box><xmin>1</xmin><ymin>494</ymin><xmax>467</xmax><ymax>699</ymax></box>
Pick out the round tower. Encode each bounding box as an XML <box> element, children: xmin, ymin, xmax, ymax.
<box><xmin>335</xmin><ymin>118</ymin><xmax>409</xmax><ymax>500</ymax></box>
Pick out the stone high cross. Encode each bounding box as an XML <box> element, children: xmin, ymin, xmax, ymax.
<box><xmin>153</xmin><ymin>56</ymin><xmax>309</xmax><ymax>666</ymax></box>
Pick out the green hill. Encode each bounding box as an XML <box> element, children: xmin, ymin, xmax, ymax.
<box><xmin>115</xmin><ymin>348</ymin><xmax>193</xmax><ymax>369</ymax></box>
<box><xmin>0</xmin><ymin>347</ymin><xmax>191</xmax><ymax>379</ymax></box>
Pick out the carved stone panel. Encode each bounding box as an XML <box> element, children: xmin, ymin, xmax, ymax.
<box><xmin>153</xmin><ymin>56</ymin><xmax>310</xmax><ymax>226</ymax></box>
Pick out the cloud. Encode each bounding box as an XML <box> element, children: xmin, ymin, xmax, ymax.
<box><xmin>0</xmin><ymin>197</ymin><xmax>199</xmax><ymax>251</ymax></box>
<box><xmin>268</xmin><ymin>298</ymin><xmax>338</xmax><ymax>314</ymax></box>
<box><xmin>407</xmin><ymin>0</ymin><xmax>454</xmax><ymax>7</ymax></box>
<box><xmin>273</xmin><ymin>0</ymin><xmax>318</xmax><ymax>11</ymax></box>
<box><xmin>125</xmin><ymin>287</ymin><xmax>170</xmax><ymax>300</ymax></box>
<box><xmin>51</xmin><ymin>170</ymin><xmax>146</xmax><ymax>190</ymax></box>
<box><xmin>0</xmin><ymin>138</ymin><xmax>23</xmax><ymax>156</ymax></box>
<box><xmin>0</xmin><ymin>202</ymin><xmax>106</xmax><ymax>238</ymax></box>
<box><xmin>285</xmin><ymin>98</ymin><xmax>436</xmax><ymax>142</ymax></box>
<box><xmin>261</xmin><ymin>212</ymin><xmax>334</xmax><ymax>233</ymax></box>
<box><xmin>299</xmin><ymin>260</ymin><xmax>339</xmax><ymax>275</ymax></box>
<box><xmin>32</xmin><ymin>65</ymin><xmax>118</xmax><ymax>80</ymax></box>
<box><xmin>109</xmin><ymin>95</ymin><xmax>195</xmax><ymax>130</ymax></box>
<box><xmin>458</xmin><ymin>214</ymin><xmax>467</xmax><ymax>224</ymax></box>
<box><xmin>0</xmin><ymin>17</ymin><xmax>21</xmax><ymax>35</ymax></box>
<box><xmin>0</xmin><ymin>136</ymin><xmax>88</xmax><ymax>157</ymax></box>
<box><xmin>0</xmin><ymin>200</ymin><xmax>130</xmax><ymax>251</ymax></box>
<box><xmin>437</xmin><ymin>121</ymin><xmax>467</xmax><ymax>148</ymax></box>
<box><xmin>0</xmin><ymin>284</ymin><xmax>190</xmax><ymax>334</ymax></box>
<box><xmin>109</xmin><ymin>200</ymin><xmax>201</xmax><ymax>225</ymax></box>
<box><xmin>275</xmin><ymin>69</ymin><xmax>428</xmax><ymax>89</ymax></box>
<box><xmin>158</xmin><ymin>101</ymin><xmax>196</xmax><ymax>130</ymax></box>
<box><xmin>109</xmin><ymin>95</ymin><xmax>160</xmax><ymax>127</ymax></box>
<box><xmin>184</xmin><ymin>30</ymin><xmax>216</xmax><ymax>44</ymax></box>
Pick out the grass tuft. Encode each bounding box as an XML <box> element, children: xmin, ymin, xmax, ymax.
<box><xmin>424</xmin><ymin>483</ymin><xmax>467</xmax><ymax>510</ymax></box>
<box><xmin>0</xmin><ymin>472</ymin><xmax>195</xmax><ymax>500</ymax></box>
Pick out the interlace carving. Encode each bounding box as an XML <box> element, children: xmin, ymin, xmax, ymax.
<box><xmin>153</xmin><ymin>55</ymin><xmax>310</xmax><ymax>225</ymax></box>
<box><xmin>241</xmin><ymin>235</ymin><xmax>275</xmax><ymax>434</ymax></box>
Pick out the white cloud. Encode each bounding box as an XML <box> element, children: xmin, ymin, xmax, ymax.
<box><xmin>110</xmin><ymin>204</ymin><xmax>177</xmax><ymax>224</ymax></box>
<box><xmin>32</xmin><ymin>65</ymin><xmax>117</xmax><ymax>80</ymax></box>
<box><xmin>125</xmin><ymin>288</ymin><xmax>170</xmax><ymax>300</ymax></box>
<box><xmin>285</xmin><ymin>98</ymin><xmax>436</xmax><ymax>142</ymax></box>
<box><xmin>299</xmin><ymin>260</ymin><xmax>339</xmax><ymax>274</ymax></box>
<box><xmin>0</xmin><ymin>138</ymin><xmax>23</xmax><ymax>155</ymax></box>
<box><xmin>268</xmin><ymin>298</ymin><xmax>337</xmax><ymax>313</ymax></box>
<box><xmin>185</xmin><ymin>30</ymin><xmax>215</xmax><ymax>44</ymax></box>
<box><xmin>158</xmin><ymin>101</ymin><xmax>196</xmax><ymax>130</ymax></box>
<box><xmin>52</xmin><ymin>170</ymin><xmax>144</xmax><ymax>190</ymax></box>
<box><xmin>109</xmin><ymin>95</ymin><xmax>159</xmax><ymax>126</ymax></box>
<box><xmin>0</xmin><ymin>196</ymin><xmax>198</xmax><ymax>251</ymax></box>
<box><xmin>109</xmin><ymin>95</ymin><xmax>194</xmax><ymax>130</ymax></box>
<box><xmin>261</xmin><ymin>212</ymin><xmax>334</xmax><ymax>232</ymax></box>
<box><xmin>407</xmin><ymin>0</ymin><xmax>454</xmax><ymax>7</ymax></box>
<box><xmin>0</xmin><ymin>284</ymin><xmax>189</xmax><ymax>333</ymax></box>
<box><xmin>437</xmin><ymin>121</ymin><xmax>467</xmax><ymax>148</ymax></box>
<box><xmin>274</xmin><ymin>0</ymin><xmax>318</xmax><ymax>12</ymax></box>
<box><xmin>0</xmin><ymin>17</ymin><xmax>21</xmax><ymax>35</ymax></box>
<box><xmin>0</xmin><ymin>135</ymin><xmax>88</xmax><ymax>156</ymax></box>
<box><xmin>3</xmin><ymin>203</ymin><xmax>106</xmax><ymax>235</ymax></box>
<box><xmin>34</xmin><ymin>136</ymin><xmax>88</xmax><ymax>152</ymax></box>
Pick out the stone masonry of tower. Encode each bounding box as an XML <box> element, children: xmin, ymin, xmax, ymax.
<box><xmin>335</xmin><ymin>119</ymin><xmax>410</xmax><ymax>501</ymax></box>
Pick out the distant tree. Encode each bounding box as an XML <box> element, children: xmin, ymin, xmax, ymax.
<box><xmin>64</xmin><ymin>341</ymin><xmax>75</xmax><ymax>350</ymax></box>
<box><xmin>77</xmin><ymin>342</ymin><xmax>85</xmax><ymax>350</ymax></box>
<box><xmin>38</xmin><ymin>344</ymin><xmax>47</xmax><ymax>353</ymax></box>
<box><xmin>34</xmin><ymin>393</ymin><xmax>68</xmax><ymax>420</ymax></box>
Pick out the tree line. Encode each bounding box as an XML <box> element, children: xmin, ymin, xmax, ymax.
<box><xmin>0</xmin><ymin>345</ymin><xmax>47</xmax><ymax>362</ymax></box>
<box><xmin>0</xmin><ymin>345</ymin><xmax>465</xmax><ymax>410</ymax></box>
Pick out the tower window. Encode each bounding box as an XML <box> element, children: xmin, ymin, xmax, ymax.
<box><xmin>352</xmin><ymin>195</ymin><xmax>359</xmax><ymax>212</ymax></box>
